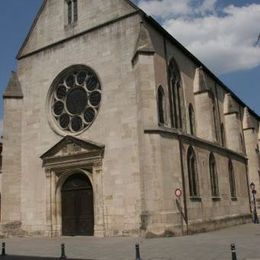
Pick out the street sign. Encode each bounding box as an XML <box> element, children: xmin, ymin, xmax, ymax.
<box><xmin>175</xmin><ymin>188</ymin><xmax>182</xmax><ymax>198</ymax></box>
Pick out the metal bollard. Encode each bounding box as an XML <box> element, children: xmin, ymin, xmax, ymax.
<box><xmin>135</xmin><ymin>243</ymin><xmax>141</xmax><ymax>260</ymax></box>
<box><xmin>60</xmin><ymin>243</ymin><xmax>67</xmax><ymax>259</ymax></box>
<box><xmin>231</xmin><ymin>243</ymin><xmax>237</xmax><ymax>260</ymax></box>
<box><xmin>1</xmin><ymin>242</ymin><xmax>6</xmax><ymax>256</ymax></box>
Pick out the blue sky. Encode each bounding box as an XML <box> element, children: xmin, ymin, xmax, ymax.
<box><xmin>0</xmin><ymin>0</ymin><xmax>259</xmax><ymax>124</ymax></box>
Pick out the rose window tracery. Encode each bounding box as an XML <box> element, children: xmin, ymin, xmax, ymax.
<box><xmin>49</xmin><ymin>66</ymin><xmax>101</xmax><ymax>134</ymax></box>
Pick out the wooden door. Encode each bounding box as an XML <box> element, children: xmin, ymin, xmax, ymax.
<box><xmin>61</xmin><ymin>173</ymin><xmax>94</xmax><ymax>236</ymax></box>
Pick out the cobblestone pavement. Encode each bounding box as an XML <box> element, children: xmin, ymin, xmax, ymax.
<box><xmin>1</xmin><ymin>223</ymin><xmax>260</xmax><ymax>260</ymax></box>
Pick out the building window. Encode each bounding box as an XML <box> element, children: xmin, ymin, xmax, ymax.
<box><xmin>228</xmin><ymin>160</ymin><xmax>236</xmax><ymax>198</ymax></box>
<box><xmin>48</xmin><ymin>65</ymin><xmax>101</xmax><ymax>135</ymax></box>
<box><xmin>0</xmin><ymin>142</ymin><xmax>2</xmax><ymax>173</ymax></box>
<box><xmin>240</xmin><ymin>134</ymin><xmax>246</xmax><ymax>154</ymax></box>
<box><xmin>258</xmin><ymin>170</ymin><xmax>260</xmax><ymax>187</ymax></box>
<box><xmin>220</xmin><ymin>123</ymin><xmax>226</xmax><ymax>147</ymax></box>
<box><xmin>188</xmin><ymin>104</ymin><xmax>196</xmax><ymax>135</ymax></box>
<box><xmin>212</xmin><ymin>100</ymin><xmax>218</xmax><ymax>142</ymax></box>
<box><xmin>187</xmin><ymin>147</ymin><xmax>200</xmax><ymax>197</ymax></box>
<box><xmin>73</xmin><ymin>0</ymin><xmax>78</xmax><ymax>22</ymax></box>
<box><xmin>209</xmin><ymin>153</ymin><xmax>219</xmax><ymax>197</ymax></box>
<box><xmin>168</xmin><ymin>59</ymin><xmax>183</xmax><ymax>129</ymax></box>
<box><xmin>66</xmin><ymin>0</ymin><xmax>78</xmax><ymax>24</ymax></box>
<box><xmin>157</xmin><ymin>86</ymin><xmax>167</xmax><ymax>125</ymax></box>
<box><xmin>256</xmin><ymin>145</ymin><xmax>260</xmax><ymax>169</ymax></box>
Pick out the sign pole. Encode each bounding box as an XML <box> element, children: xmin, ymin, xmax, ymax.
<box><xmin>175</xmin><ymin>188</ymin><xmax>184</xmax><ymax>235</ymax></box>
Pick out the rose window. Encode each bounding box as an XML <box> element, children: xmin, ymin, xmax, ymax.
<box><xmin>49</xmin><ymin>66</ymin><xmax>101</xmax><ymax>134</ymax></box>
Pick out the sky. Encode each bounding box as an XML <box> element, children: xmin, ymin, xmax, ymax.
<box><xmin>0</xmin><ymin>0</ymin><xmax>259</xmax><ymax>133</ymax></box>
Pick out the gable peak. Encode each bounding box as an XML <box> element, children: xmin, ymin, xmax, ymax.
<box><xmin>40</xmin><ymin>135</ymin><xmax>105</xmax><ymax>159</ymax></box>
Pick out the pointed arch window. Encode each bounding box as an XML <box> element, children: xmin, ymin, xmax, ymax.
<box><xmin>209</xmin><ymin>153</ymin><xmax>219</xmax><ymax>197</ymax></box>
<box><xmin>157</xmin><ymin>86</ymin><xmax>167</xmax><ymax>125</ymax></box>
<box><xmin>228</xmin><ymin>160</ymin><xmax>236</xmax><ymax>198</ymax></box>
<box><xmin>187</xmin><ymin>147</ymin><xmax>200</xmax><ymax>197</ymax></box>
<box><xmin>211</xmin><ymin>96</ymin><xmax>219</xmax><ymax>142</ymax></box>
<box><xmin>66</xmin><ymin>0</ymin><xmax>78</xmax><ymax>24</ymax></box>
<box><xmin>220</xmin><ymin>123</ymin><xmax>226</xmax><ymax>147</ymax></box>
<box><xmin>240</xmin><ymin>134</ymin><xmax>246</xmax><ymax>154</ymax></box>
<box><xmin>213</xmin><ymin>104</ymin><xmax>217</xmax><ymax>140</ymax></box>
<box><xmin>188</xmin><ymin>104</ymin><xmax>196</xmax><ymax>135</ymax></box>
<box><xmin>169</xmin><ymin>59</ymin><xmax>183</xmax><ymax>129</ymax></box>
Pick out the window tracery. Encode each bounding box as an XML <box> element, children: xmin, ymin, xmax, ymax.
<box><xmin>188</xmin><ymin>104</ymin><xmax>196</xmax><ymax>135</ymax></box>
<box><xmin>48</xmin><ymin>65</ymin><xmax>101</xmax><ymax>135</ymax></box>
<box><xmin>66</xmin><ymin>0</ymin><xmax>78</xmax><ymax>24</ymax></box>
<box><xmin>157</xmin><ymin>86</ymin><xmax>167</xmax><ymax>125</ymax></box>
<box><xmin>228</xmin><ymin>160</ymin><xmax>236</xmax><ymax>198</ymax></box>
<box><xmin>187</xmin><ymin>146</ymin><xmax>200</xmax><ymax>197</ymax></box>
<box><xmin>209</xmin><ymin>153</ymin><xmax>219</xmax><ymax>197</ymax></box>
<box><xmin>168</xmin><ymin>59</ymin><xmax>183</xmax><ymax>129</ymax></box>
<box><xmin>220</xmin><ymin>123</ymin><xmax>226</xmax><ymax>147</ymax></box>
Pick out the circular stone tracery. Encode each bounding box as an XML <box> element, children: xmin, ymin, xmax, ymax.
<box><xmin>49</xmin><ymin>66</ymin><xmax>101</xmax><ymax>134</ymax></box>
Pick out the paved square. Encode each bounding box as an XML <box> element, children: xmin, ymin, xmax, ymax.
<box><xmin>1</xmin><ymin>223</ymin><xmax>260</xmax><ymax>260</ymax></box>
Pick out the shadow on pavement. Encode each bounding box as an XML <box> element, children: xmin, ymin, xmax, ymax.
<box><xmin>0</xmin><ymin>256</ymin><xmax>93</xmax><ymax>260</ymax></box>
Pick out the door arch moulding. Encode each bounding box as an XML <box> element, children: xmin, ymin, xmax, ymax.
<box><xmin>40</xmin><ymin>136</ymin><xmax>105</xmax><ymax>237</ymax></box>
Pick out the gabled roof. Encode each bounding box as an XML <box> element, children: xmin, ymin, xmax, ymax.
<box><xmin>3</xmin><ymin>71</ymin><xmax>23</xmax><ymax>99</ymax></box>
<box><xmin>40</xmin><ymin>135</ymin><xmax>105</xmax><ymax>159</ymax></box>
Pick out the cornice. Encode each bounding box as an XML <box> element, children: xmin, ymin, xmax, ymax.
<box><xmin>144</xmin><ymin>127</ymin><xmax>247</xmax><ymax>162</ymax></box>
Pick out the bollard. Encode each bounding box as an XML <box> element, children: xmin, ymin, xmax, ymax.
<box><xmin>1</xmin><ymin>242</ymin><xmax>6</xmax><ymax>256</ymax></box>
<box><xmin>60</xmin><ymin>243</ymin><xmax>67</xmax><ymax>259</ymax></box>
<box><xmin>135</xmin><ymin>243</ymin><xmax>141</xmax><ymax>260</ymax></box>
<box><xmin>231</xmin><ymin>243</ymin><xmax>237</xmax><ymax>260</ymax></box>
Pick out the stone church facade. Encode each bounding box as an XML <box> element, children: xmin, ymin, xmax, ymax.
<box><xmin>1</xmin><ymin>0</ymin><xmax>259</xmax><ymax>237</ymax></box>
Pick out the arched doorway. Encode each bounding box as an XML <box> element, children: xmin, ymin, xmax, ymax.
<box><xmin>61</xmin><ymin>173</ymin><xmax>94</xmax><ymax>236</ymax></box>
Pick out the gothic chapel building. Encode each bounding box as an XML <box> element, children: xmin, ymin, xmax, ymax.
<box><xmin>1</xmin><ymin>0</ymin><xmax>260</xmax><ymax>237</ymax></box>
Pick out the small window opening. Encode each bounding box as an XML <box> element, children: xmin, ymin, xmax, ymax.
<box><xmin>229</xmin><ymin>160</ymin><xmax>236</xmax><ymax>198</ymax></box>
<box><xmin>66</xmin><ymin>0</ymin><xmax>78</xmax><ymax>24</ymax></box>
<box><xmin>221</xmin><ymin>123</ymin><xmax>226</xmax><ymax>147</ymax></box>
<box><xmin>158</xmin><ymin>86</ymin><xmax>167</xmax><ymax>125</ymax></box>
<box><xmin>187</xmin><ymin>147</ymin><xmax>200</xmax><ymax>197</ymax></box>
<box><xmin>209</xmin><ymin>153</ymin><xmax>219</xmax><ymax>197</ymax></box>
<box><xmin>188</xmin><ymin>104</ymin><xmax>196</xmax><ymax>135</ymax></box>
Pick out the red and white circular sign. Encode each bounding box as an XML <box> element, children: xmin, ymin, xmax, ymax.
<box><xmin>175</xmin><ymin>188</ymin><xmax>182</xmax><ymax>198</ymax></box>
